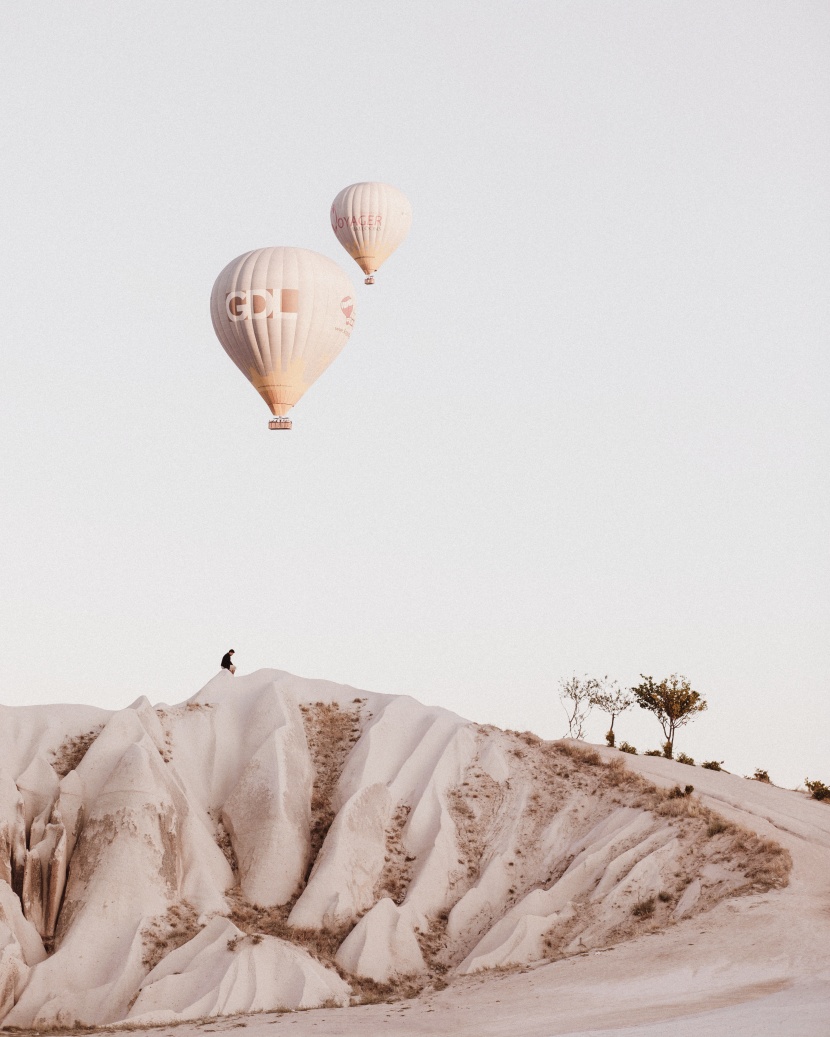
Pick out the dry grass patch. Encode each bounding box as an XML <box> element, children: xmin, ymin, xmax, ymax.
<box><xmin>553</xmin><ymin>742</ymin><xmax>602</xmax><ymax>766</ymax></box>
<box><xmin>227</xmin><ymin>889</ymin><xmax>428</xmax><ymax>1006</ymax></box>
<box><xmin>415</xmin><ymin>912</ymin><xmax>450</xmax><ymax>978</ymax></box>
<box><xmin>226</xmin><ymin>889</ymin><xmax>351</xmax><ymax>968</ymax></box>
<box><xmin>141</xmin><ymin>900</ymin><xmax>201</xmax><ymax>971</ymax></box>
<box><xmin>300</xmin><ymin>700</ymin><xmax>365</xmax><ymax>873</ymax></box>
<box><xmin>375</xmin><ymin>802</ymin><xmax>414</xmax><ymax>904</ymax></box>
<box><xmin>152</xmin><ymin>708</ymin><xmax>174</xmax><ymax>762</ymax></box>
<box><xmin>51</xmin><ymin>726</ymin><xmax>104</xmax><ymax>778</ymax></box>
<box><xmin>724</xmin><ymin>828</ymin><xmax>792</xmax><ymax>891</ymax></box>
<box><xmin>349</xmin><ymin>974</ymin><xmax>422</xmax><ymax>1005</ymax></box>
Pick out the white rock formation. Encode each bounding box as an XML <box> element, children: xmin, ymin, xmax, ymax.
<box><xmin>127</xmin><ymin>916</ymin><xmax>349</xmax><ymax>1023</ymax></box>
<box><xmin>0</xmin><ymin>880</ymin><xmax>46</xmax><ymax>1019</ymax></box>
<box><xmin>335</xmin><ymin>898</ymin><xmax>427</xmax><ymax>982</ymax></box>
<box><xmin>289</xmin><ymin>782</ymin><xmax>393</xmax><ymax>928</ymax></box>
<box><xmin>0</xmin><ymin>668</ymin><xmax>792</xmax><ymax>1026</ymax></box>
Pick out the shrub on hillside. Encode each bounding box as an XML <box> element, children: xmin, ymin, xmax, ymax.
<box><xmin>644</xmin><ymin>749</ymin><xmax>663</xmax><ymax>757</ymax></box>
<box><xmin>632</xmin><ymin>897</ymin><xmax>655</xmax><ymax>918</ymax></box>
<box><xmin>701</xmin><ymin>760</ymin><xmax>723</xmax><ymax>771</ymax></box>
<box><xmin>676</xmin><ymin>752</ymin><xmax>695</xmax><ymax>766</ymax></box>
<box><xmin>753</xmin><ymin>769</ymin><xmax>771</xmax><ymax>784</ymax></box>
<box><xmin>618</xmin><ymin>741</ymin><xmax>637</xmax><ymax>755</ymax></box>
<box><xmin>805</xmin><ymin>778</ymin><xmax>830</xmax><ymax>801</ymax></box>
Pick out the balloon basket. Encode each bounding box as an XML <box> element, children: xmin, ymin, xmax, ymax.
<box><xmin>268</xmin><ymin>418</ymin><xmax>292</xmax><ymax>430</ymax></box>
<box><xmin>364</xmin><ymin>275</ymin><xmax>375</xmax><ymax>285</ymax></box>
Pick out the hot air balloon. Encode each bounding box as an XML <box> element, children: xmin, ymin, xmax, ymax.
<box><xmin>330</xmin><ymin>182</ymin><xmax>412</xmax><ymax>284</ymax></box>
<box><xmin>210</xmin><ymin>247</ymin><xmax>356</xmax><ymax>430</ymax></box>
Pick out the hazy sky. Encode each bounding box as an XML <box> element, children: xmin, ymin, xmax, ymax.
<box><xmin>1</xmin><ymin>2</ymin><xmax>827</xmax><ymax>788</ymax></box>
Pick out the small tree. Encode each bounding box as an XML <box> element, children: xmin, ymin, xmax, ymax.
<box><xmin>630</xmin><ymin>674</ymin><xmax>707</xmax><ymax>759</ymax></box>
<box><xmin>559</xmin><ymin>675</ymin><xmax>600</xmax><ymax>739</ymax></box>
<box><xmin>590</xmin><ymin>679</ymin><xmax>634</xmax><ymax>747</ymax></box>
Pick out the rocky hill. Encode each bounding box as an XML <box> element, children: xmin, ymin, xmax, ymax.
<box><xmin>0</xmin><ymin>670</ymin><xmax>791</xmax><ymax>1028</ymax></box>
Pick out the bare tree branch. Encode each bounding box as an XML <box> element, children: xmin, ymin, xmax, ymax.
<box><xmin>559</xmin><ymin>675</ymin><xmax>601</xmax><ymax>740</ymax></box>
<box><xmin>590</xmin><ymin>679</ymin><xmax>634</xmax><ymax>747</ymax></box>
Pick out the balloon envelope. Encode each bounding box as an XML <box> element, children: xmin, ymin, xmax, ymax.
<box><xmin>210</xmin><ymin>247</ymin><xmax>356</xmax><ymax>421</ymax></box>
<box><xmin>330</xmin><ymin>182</ymin><xmax>411</xmax><ymax>282</ymax></box>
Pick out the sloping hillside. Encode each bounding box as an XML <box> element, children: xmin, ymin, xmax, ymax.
<box><xmin>0</xmin><ymin>670</ymin><xmax>793</xmax><ymax>1028</ymax></box>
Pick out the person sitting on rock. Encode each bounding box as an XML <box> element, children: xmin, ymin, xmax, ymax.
<box><xmin>221</xmin><ymin>649</ymin><xmax>236</xmax><ymax>674</ymax></box>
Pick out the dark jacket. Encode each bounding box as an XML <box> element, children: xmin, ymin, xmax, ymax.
<box><xmin>221</xmin><ymin>653</ymin><xmax>234</xmax><ymax>670</ymax></box>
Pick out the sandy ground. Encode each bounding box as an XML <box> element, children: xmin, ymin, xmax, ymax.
<box><xmin>102</xmin><ymin>748</ymin><xmax>830</xmax><ymax>1037</ymax></box>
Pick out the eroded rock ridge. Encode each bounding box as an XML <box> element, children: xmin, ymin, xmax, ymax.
<box><xmin>0</xmin><ymin>670</ymin><xmax>790</xmax><ymax>1027</ymax></box>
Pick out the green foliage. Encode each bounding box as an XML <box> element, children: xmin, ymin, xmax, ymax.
<box><xmin>630</xmin><ymin>674</ymin><xmax>707</xmax><ymax>759</ymax></box>
<box><xmin>753</xmin><ymin>769</ymin><xmax>771</xmax><ymax>784</ymax></box>
<box><xmin>701</xmin><ymin>760</ymin><xmax>723</xmax><ymax>771</ymax></box>
<box><xmin>805</xmin><ymin>778</ymin><xmax>830</xmax><ymax>801</ymax></box>
<box><xmin>676</xmin><ymin>752</ymin><xmax>695</xmax><ymax>766</ymax></box>
<box><xmin>618</xmin><ymin>741</ymin><xmax>637</xmax><ymax>755</ymax></box>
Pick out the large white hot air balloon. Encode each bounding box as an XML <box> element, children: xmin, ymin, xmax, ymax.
<box><xmin>330</xmin><ymin>182</ymin><xmax>412</xmax><ymax>284</ymax></box>
<box><xmin>210</xmin><ymin>247</ymin><xmax>356</xmax><ymax>430</ymax></box>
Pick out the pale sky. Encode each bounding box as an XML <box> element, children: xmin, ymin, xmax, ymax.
<box><xmin>1</xmin><ymin>1</ymin><xmax>827</xmax><ymax>789</ymax></box>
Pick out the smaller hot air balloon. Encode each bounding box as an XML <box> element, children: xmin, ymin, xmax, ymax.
<box><xmin>210</xmin><ymin>247</ymin><xmax>356</xmax><ymax>430</ymax></box>
<box><xmin>330</xmin><ymin>182</ymin><xmax>412</xmax><ymax>284</ymax></box>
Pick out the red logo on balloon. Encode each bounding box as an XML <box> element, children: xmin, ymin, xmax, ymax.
<box><xmin>340</xmin><ymin>296</ymin><xmax>354</xmax><ymax>318</ymax></box>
